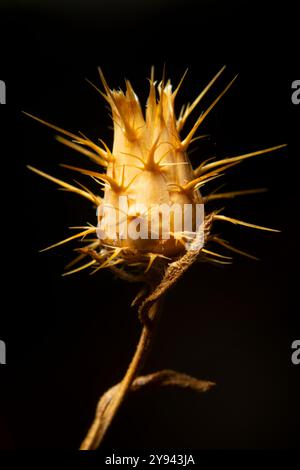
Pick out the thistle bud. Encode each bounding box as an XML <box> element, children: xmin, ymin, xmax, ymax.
<box><xmin>26</xmin><ymin>66</ymin><xmax>284</xmax><ymax>276</ymax></box>
<box><xmin>97</xmin><ymin>69</ymin><xmax>203</xmax><ymax>258</ymax></box>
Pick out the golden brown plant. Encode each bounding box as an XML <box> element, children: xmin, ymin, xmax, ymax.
<box><xmin>25</xmin><ymin>66</ymin><xmax>285</xmax><ymax>449</ymax></box>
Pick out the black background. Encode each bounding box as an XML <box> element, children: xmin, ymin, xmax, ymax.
<box><xmin>0</xmin><ymin>0</ymin><xmax>299</xmax><ymax>452</ymax></box>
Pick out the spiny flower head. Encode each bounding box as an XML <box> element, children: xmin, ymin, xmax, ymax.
<box><xmin>95</xmin><ymin>68</ymin><xmax>204</xmax><ymax>258</ymax></box>
<box><xmin>26</xmin><ymin>66</ymin><xmax>285</xmax><ymax>277</ymax></box>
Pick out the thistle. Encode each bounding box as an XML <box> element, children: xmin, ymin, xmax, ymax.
<box><xmin>25</xmin><ymin>66</ymin><xmax>286</xmax><ymax>449</ymax></box>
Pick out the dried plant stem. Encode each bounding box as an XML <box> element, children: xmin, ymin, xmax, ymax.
<box><xmin>79</xmin><ymin>369</ymin><xmax>215</xmax><ymax>445</ymax></box>
<box><xmin>80</xmin><ymin>220</ymin><xmax>214</xmax><ymax>450</ymax></box>
<box><xmin>80</xmin><ymin>297</ymin><xmax>163</xmax><ymax>450</ymax></box>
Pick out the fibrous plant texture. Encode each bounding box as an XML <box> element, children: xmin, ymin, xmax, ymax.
<box><xmin>26</xmin><ymin>66</ymin><xmax>285</xmax><ymax>449</ymax></box>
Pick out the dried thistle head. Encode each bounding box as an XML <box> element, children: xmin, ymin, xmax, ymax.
<box><xmin>24</xmin><ymin>66</ymin><xmax>287</xmax><ymax>451</ymax></box>
<box><xmin>94</xmin><ymin>67</ymin><xmax>206</xmax><ymax>260</ymax></box>
<box><xmin>26</xmin><ymin>66</ymin><xmax>285</xmax><ymax>282</ymax></box>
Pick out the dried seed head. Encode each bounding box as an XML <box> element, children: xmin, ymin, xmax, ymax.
<box><xmin>98</xmin><ymin>69</ymin><xmax>203</xmax><ymax>257</ymax></box>
<box><xmin>26</xmin><ymin>66</ymin><xmax>285</xmax><ymax>276</ymax></box>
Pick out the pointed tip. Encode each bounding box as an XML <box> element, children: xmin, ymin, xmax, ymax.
<box><xmin>214</xmin><ymin>214</ymin><xmax>281</xmax><ymax>233</ymax></box>
<box><xmin>150</xmin><ymin>65</ymin><xmax>155</xmax><ymax>83</ymax></box>
<box><xmin>98</xmin><ymin>67</ymin><xmax>111</xmax><ymax>96</ymax></box>
<box><xmin>62</xmin><ymin>259</ymin><xmax>96</xmax><ymax>277</ymax></box>
<box><xmin>27</xmin><ymin>165</ymin><xmax>99</xmax><ymax>204</ymax></box>
<box><xmin>27</xmin><ymin>164</ymin><xmax>41</xmax><ymax>175</ymax></box>
<box><xmin>161</xmin><ymin>63</ymin><xmax>166</xmax><ymax>86</ymax></box>
<box><xmin>172</xmin><ymin>68</ymin><xmax>189</xmax><ymax>100</ymax></box>
<box><xmin>181</xmin><ymin>74</ymin><xmax>238</xmax><ymax>150</ymax></box>
<box><xmin>22</xmin><ymin>110</ymin><xmax>32</xmax><ymax>118</ymax></box>
<box><xmin>125</xmin><ymin>79</ymin><xmax>136</xmax><ymax>100</ymax></box>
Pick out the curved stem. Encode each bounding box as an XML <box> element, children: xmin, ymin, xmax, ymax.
<box><xmin>80</xmin><ymin>297</ymin><xmax>163</xmax><ymax>450</ymax></box>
